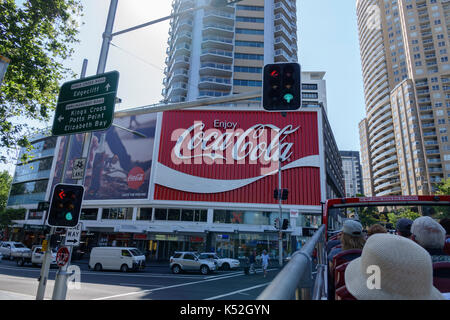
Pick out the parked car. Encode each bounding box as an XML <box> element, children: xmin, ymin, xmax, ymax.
<box><xmin>88</xmin><ymin>247</ymin><xmax>146</xmax><ymax>272</ymax></box>
<box><xmin>169</xmin><ymin>251</ymin><xmax>216</xmax><ymax>275</ymax></box>
<box><xmin>0</xmin><ymin>242</ymin><xmax>31</xmax><ymax>260</ymax></box>
<box><xmin>16</xmin><ymin>245</ymin><xmax>57</xmax><ymax>267</ymax></box>
<box><xmin>198</xmin><ymin>253</ymin><xmax>240</xmax><ymax>270</ymax></box>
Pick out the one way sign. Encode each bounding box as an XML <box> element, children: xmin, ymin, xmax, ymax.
<box><xmin>64</xmin><ymin>223</ymin><xmax>82</xmax><ymax>246</ymax></box>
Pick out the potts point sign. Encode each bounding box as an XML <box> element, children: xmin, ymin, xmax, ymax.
<box><xmin>154</xmin><ymin>110</ymin><xmax>323</xmax><ymax>205</ymax></box>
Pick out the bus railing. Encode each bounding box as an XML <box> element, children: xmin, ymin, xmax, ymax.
<box><xmin>257</xmin><ymin>225</ymin><xmax>328</xmax><ymax>300</ymax></box>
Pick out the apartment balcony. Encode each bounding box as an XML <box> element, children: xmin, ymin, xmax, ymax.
<box><xmin>163</xmin><ymin>68</ymin><xmax>189</xmax><ymax>87</ymax></box>
<box><xmin>171</xmin><ymin>31</ymin><xmax>192</xmax><ymax>48</ymax></box>
<box><xmin>426</xmin><ymin>149</ymin><xmax>440</xmax><ymax>155</ymax></box>
<box><xmin>203</xmin><ymin>23</ymin><xmax>234</xmax><ymax>37</ymax></box>
<box><xmin>274</xmin><ymin>48</ymin><xmax>291</xmax><ymax>62</ymax></box>
<box><xmin>198</xmin><ymin>76</ymin><xmax>232</xmax><ymax>91</ymax></box>
<box><xmin>421</xmin><ymin>122</ymin><xmax>435</xmax><ymax>129</ymax></box>
<box><xmin>423</xmin><ymin>131</ymin><xmax>437</xmax><ymax>137</ymax></box>
<box><xmin>202</xmin><ymin>35</ymin><xmax>233</xmax><ymax>51</ymax></box>
<box><xmin>372</xmin><ymin>147</ymin><xmax>397</xmax><ymax>164</ymax></box>
<box><xmin>274</xmin><ymin>13</ymin><xmax>294</xmax><ymax>33</ymax></box>
<box><xmin>274</xmin><ymin>36</ymin><xmax>294</xmax><ymax>56</ymax></box>
<box><xmin>373</xmin><ymin>172</ymin><xmax>398</xmax><ymax>185</ymax></box>
<box><xmin>200</xmin><ymin>48</ymin><xmax>233</xmax><ymax>64</ymax></box>
<box><xmin>374</xmin><ymin>179</ymin><xmax>401</xmax><ymax>193</ymax></box>
<box><xmin>171</xmin><ymin>55</ymin><xmax>190</xmax><ymax>70</ymax></box>
<box><xmin>198</xmin><ymin>90</ymin><xmax>231</xmax><ymax>99</ymax></box>
<box><xmin>373</xmin><ymin>162</ymin><xmax>399</xmax><ymax>178</ymax></box>
<box><xmin>199</xmin><ymin>62</ymin><xmax>232</xmax><ymax>77</ymax></box>
<box><xmin>370</xmin><ymin>132</ymin><xmax>395</xmax><ymax>153</ymax></box>
<box><xmin>274</xmin><ymin>24</ymin><xmax>293</xmax><ymax>39</ymax></box>
<box><xmin>424</xmin><ymin>140</ymin><xmax>439</xmax><ymax>146</ymax></box>
<box><xmin>166</xmin><ymin>82</ymin><xmax>188</xmax><ymax>99</ymax></box>
<box><xmin>167</xmin><ymin>43</ymin><xmax>191</xmax><ymax>65</ymax></box>
<box><xmin>373</xmin><ymin>155</ymin><xmax>397</xmax><ymax>171</ymax></box>
<box><xmin>427</xmin><ymin>158</ymin><xmax>442</xmax><ymax>167</ymax></box>
<box><xmin>420</xmin><ymin>114</ymin><xmax>435</xmax><ymax>121</ymax></box>
<box><xmin>415</xmin><ymin>80</ymin><xmax>428</xmax><ymax>87</ymax></box>
<box><xmin>274</xmin><ymin>1</ymin><xmax>294</xmax><ymax>20</ymax></box>
<box><xmin>203</xmin><ymin>9</ymin><xmax>235</xmax><ymax>25</ymax></box>
<box><xmin>377</xmin><ymin>187</ymin><xmax>402</xmax><ymax>196</ymax></box>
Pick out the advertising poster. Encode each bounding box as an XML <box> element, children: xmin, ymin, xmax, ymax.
<box><xmin>83</xmin><ymin>113</ymin><xmax>156</xmax><ymax>200</ymax></box>
<box><xmin>154</xmin><ymin>110</ymin><xmax>322</xmax><ymax>206</ymax></box>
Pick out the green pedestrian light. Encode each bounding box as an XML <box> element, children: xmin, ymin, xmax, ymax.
<box><xmin>283</xmin><ymin>93</ymin><xmax>294</xmax><ymax>103</ymax></box>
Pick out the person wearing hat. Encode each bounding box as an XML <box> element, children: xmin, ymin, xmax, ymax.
<box><xmin>411</xmin><ymin>216</ymin><xmax>450</xmax><ymax>263</ymax></box>
<box><xmin>396</xmin><ymin>218</ymin><xmax>413</xmax><ymax>238</ymax></box>
<box><xmin>328</xmin><ymin>219</ymin><xmax>366</xmax><ymax>265</ymax></box>
<box><xmin>344</xmin><ymin>233</ymin><xmax>445</xmax><ymax>300</ymax></box>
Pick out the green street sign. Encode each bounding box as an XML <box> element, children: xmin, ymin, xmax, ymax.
<box><xmin>52</xmin><ymin>71</ymin><xmax>120</xmax><ymax>136</ymax></box>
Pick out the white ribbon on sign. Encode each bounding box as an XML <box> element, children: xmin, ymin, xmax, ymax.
<box><xmin>154</xmin><ymin>155</ymin><xmax>320</xmax><ymax>194</ymax></box>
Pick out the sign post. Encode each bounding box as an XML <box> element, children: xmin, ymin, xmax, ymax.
<box><xmin>51</xmin><ymin>71</ymin><xmax>120</xmax><ymax>136</ymax></box>
<box><xmin>0</xmin><ymin>55</ymin><xmax>10</xmax><ymax>87</ymax></box>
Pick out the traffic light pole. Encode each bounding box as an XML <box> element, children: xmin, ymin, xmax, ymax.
<box><xmin>278</xmin><ymin>154</ymin><xmax>283</xmax><ymax>268</ymax></box>
<box><xmin>36</xmin><ymin>226</ymin><xmax>55</xmax><ymax>300</ymax></box>
<box><xmin>51</xmin><ymin>60</ymin><xmax>89</xmax><ymax>301</ymax></box>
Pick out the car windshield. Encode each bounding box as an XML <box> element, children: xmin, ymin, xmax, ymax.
<box><xmin>14</xmin><ymin>243</ymin><xmax>26</xmax><ymax>248</ymax></box>
<box><xmin>129</xmin><ymin>249</ymin><xmax>143</xmax><ymax>256</ymax></box>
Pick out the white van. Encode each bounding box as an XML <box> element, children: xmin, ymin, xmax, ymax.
<box><xmin>88</xmin><ymin>247</ymin><xmax>146</xmax><ymax>272</ymax></box>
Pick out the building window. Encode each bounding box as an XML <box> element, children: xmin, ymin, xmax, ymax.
<box><xmin>136</xmin><ymin>208</ymin><xmax>152</xmax><ymax>221</ymax></box>
<box><xmin>80</xmin><ymin>208</ymin><xmax>98</xmax><ymax>221</ymax></box>
<box><xmin>168</xmin><ymin>209</ymin><xmax>181</xmax><ymax>221</ymax></box>
<box><xmin>102</xmin><ymin>208</ymin><xmax>133</xmax><ymax>220</ymax></box>
<box><xmin>155</xmin><ymin>208</ymin><xmax>167</xmax><ymax>220</ymax></box>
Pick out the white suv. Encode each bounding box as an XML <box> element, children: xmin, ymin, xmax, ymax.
<box><xmin>198</xmin><ymin>253</ymin><xmax>240</xmax><ymax>270</ymax></box>
<box><xmin>0</xmin><ymin>242</ymin><xmax>31</xmax><ymax>260</ymax></box>
<box><xmin>170</xmin><ymin>252</ymin><xmax>216</xmax><ymax>275</ymax></box>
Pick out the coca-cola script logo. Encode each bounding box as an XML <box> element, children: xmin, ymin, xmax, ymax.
<box><xmin>171</xmin><ymin>122</ymin><xmax>299</xmax><ymax>175</ymax></box>
<box><xmin>127</xmin><ymin>167</ymin><xmax>145</xmax><ymax>190</ymax></box>
<box><xmin>155</xmin><ymin>110</ymin><xmax>321</xmax><ymax>205</ymax></box>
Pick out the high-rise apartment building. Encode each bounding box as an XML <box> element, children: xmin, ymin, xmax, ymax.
<box><xmin>356</xmin><ymin>0</ymin><xmax>450</xmax><ymax>196</ymax></box>
<box><xmin>162</xmin><ymin>0</ymin><xmax>298</xmax><ymax>105</ymax></box>
<box><xmin>340</xmin><ymin>151</ymin><xmax>364</xmax><ymax>197</ymax></box>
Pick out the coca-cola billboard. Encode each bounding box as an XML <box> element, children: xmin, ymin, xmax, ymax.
<box><xmin>154</xmin><ymin>110</ymin><xmax>323</xmax><ymax>206</ymax></box>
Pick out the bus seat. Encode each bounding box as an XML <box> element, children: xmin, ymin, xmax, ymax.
<box><xmin>334</xmin><ymin>261</ymin><xmax>350</xmax><ymax>289</ymax></box>
<box><xmin>332</xmin><ymin>249</ymin><xmax>362</xmax><ymax>269</ymax></box>
<box><xmin>335</xmin><ymin>285</ymin><xmax>357</xmax><ymax>300</ymax></box>
<box><xmin>433</xmin><ymin>262</ymin><xmax>450</xmax><ymax>293</ymax></box>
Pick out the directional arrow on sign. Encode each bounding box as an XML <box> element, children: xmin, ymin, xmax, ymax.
<box><xmin>65</xmin><ymin>239</ymin><xmax>78</xmax><ymax>244</ymax></box>
<box><xmin>58</xmin><ymin>115</ymin><xmax>64</xmax><ymax>122</ymax></box>
<box><xmin>105</xmin><ymin>83</ymin><xmax>111</xmax><ymax>91</ymax></box>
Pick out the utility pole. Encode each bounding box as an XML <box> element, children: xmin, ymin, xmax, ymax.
<box><xmin>278</xmin><ymin>151</ymin><xmax>283</xmax><ymax>267</ymax></box>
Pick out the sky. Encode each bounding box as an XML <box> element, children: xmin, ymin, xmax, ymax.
<box><xmin>1</xmin><ymin>0</ymin><xmax>366</xmax><ymax>174</ymax></box>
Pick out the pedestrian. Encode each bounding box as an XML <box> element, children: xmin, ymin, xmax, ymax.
<box><xmin>261</xmin><ymin>250</ymin><xmax>269</xmax><ymax>278</ymax></box>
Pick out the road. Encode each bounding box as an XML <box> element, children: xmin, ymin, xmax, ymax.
<box><xmin>0</xmin><ymin>259</ymin><xmax>280</xmax><ymax>300</ymax></box>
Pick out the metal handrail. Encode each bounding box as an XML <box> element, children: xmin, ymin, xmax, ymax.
<box><xmin>257</xmin><ymin>225</ymin><xmax>326</xmax><ymax>300</ymax></box>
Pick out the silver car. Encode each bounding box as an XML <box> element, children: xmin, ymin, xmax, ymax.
<box><xmin>169</xmin><ymin>252</ymin><xmax>216</xmax><ymax>275</ymax></box>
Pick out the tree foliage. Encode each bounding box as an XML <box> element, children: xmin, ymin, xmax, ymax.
<box><xmin>387</xmin><ymin>209</ymin><xmax>421</xmax><ymax>227</ymax></box>
<box><xmin>0</xmin><ymin>170</ymin><xmax>12</xmax><ymax>211</ymax></box>
<box><xmin>0</xmin><ymin>0</ymin><xmax>83</xmax><ymax>160</ymax></box>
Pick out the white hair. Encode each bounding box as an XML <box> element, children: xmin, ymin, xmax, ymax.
<box><xmin>411</xmin><ymin>216</ymin><xmax>446</xmax><ymax>249</ymax></box>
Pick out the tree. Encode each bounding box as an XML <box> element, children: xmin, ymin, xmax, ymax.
<box><xmin>0</xmin><ymin>0</ymin><xmax>83</xmax><ymax>161</ymax></box>
<box><xmin>436</xmin><ymin>179</ymin><xmax>450</xmax><ymax>196</ymax></box>
<box><xmin>387</xmin><ymin>209</ymin><xmax>421</xmax><ymax>227</ymax></box>
<box><xmin>358</xmin><ymin>206</ymin><xmax>380</xmax><ymax>228</ymax></box>
<box><xmin>0</xmin><ymin>170</ymin><xmax>12</xmax><ymax>211</ymax></box>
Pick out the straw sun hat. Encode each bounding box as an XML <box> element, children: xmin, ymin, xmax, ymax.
<box><xmin>344</xmin><ymin>233</ymin><xmax>444</xmax><ymax>300</ymax></box>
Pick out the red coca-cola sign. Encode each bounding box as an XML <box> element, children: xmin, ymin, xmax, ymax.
<box><xmin>154</xmin><ymin>110</ymin><xmax>322</xmax><ymax>205</ymax></box>
<box><xmin>127</xmin><ymin>167</ymin><xmax>145</xmax><ymax>190</ymax></box>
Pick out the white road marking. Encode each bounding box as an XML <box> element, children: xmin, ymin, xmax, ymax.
<box><xmin>93</xmin><ymin>271</ymin><xmax>263</xmax><ymax>300</ymax></box>
<box><xmin>119</xmin><ymin>283</ymin><xmax>163</xmax><ymax>288</ymax></box>
<box><xmin>204</xmin><ymin>283</ymin><xmax>271</xmax><ymax>300</ymax></box>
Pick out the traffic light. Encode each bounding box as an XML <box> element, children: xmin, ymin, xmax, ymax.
<box><xmin>47</xmin><ymin>184</ymin><xmax>84</xmax><ymax>228</ymax></box>
<box><xmin>263</xmin><ymin>63</ymin><xmax>301</xmax><ymax>111</ymax></box>
<box><xmin>274</xmin><ymin>218</ymin><xmax>279</xmax><ymax>229</ymax></box>
<box><xmin>274</xmin><ymin>188</ymin><xmax>289</xmax><ymax>200</ymax></box>
<box><xmin>282</xmin><ymin>219</ymin><xmax>289</xmax><ymax>230</ymax></box>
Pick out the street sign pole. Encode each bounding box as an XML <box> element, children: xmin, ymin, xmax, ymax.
<box><xmin>51</xmin><ymin>60</ymin><xmax>88</xmax><ymax>301</ymax></box>
<box><xmin>36</xmin><ymin>226</ymin><xmax>55</xmax><ymax>300</ymax></box>
<box><xmin>278</xmin><ymin>154</ymin><xmax>283</xmax><ymax>267</ymax></box>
